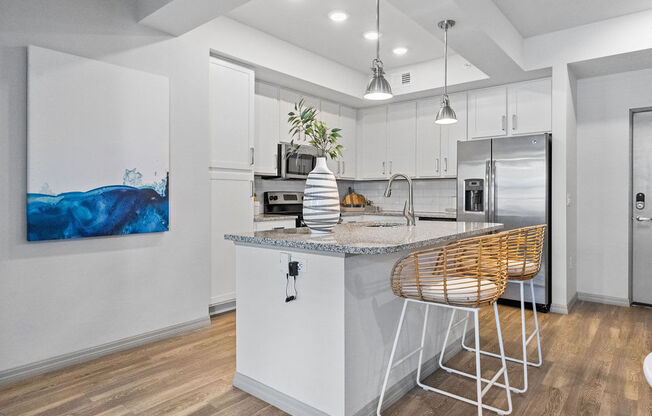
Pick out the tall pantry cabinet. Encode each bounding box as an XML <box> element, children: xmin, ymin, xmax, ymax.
<box><xmin>209</xmin><ymin>57</ymin><xmax>254</xmax><ymax>310</ymax></box>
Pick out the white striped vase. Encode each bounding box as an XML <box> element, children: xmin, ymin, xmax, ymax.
<box><xmin>303</xmin><ymin>157</ymin><xmax>340</xmax><ymax>234</ymax></box>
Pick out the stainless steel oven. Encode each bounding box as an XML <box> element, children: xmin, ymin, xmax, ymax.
<box><xmin>277</xmin><ymin>143</ymin><xmax>318</xmax><ymax>179</ymax></box>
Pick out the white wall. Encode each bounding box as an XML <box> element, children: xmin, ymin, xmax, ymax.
<box><xmin>576</xmin><ymin>68</ymin><xmax>652</xmax><ymax>303</ymax></box>
<box><xmin>0</xmin><ymin>0</ymin><xmax>213</xmax><ymax>374</ymax></box>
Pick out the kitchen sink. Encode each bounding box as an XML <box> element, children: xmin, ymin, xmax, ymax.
<box><xmin>365</xmin><ymin>223</ymin><xmax>403</xmax><ymax>228</ymax></box>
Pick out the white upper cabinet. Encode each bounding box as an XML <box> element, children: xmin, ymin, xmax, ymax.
<box><xmin>254</xmin><ymin>82</ymin><xmax>280</xmax><ymax>176</ymax></box>
<box><xmin>338</xmin><ymin>106</ymin><xmax>357</xmax><ymax>179</ymax></box>
<box><xmin>468</xmin><ymin>86</ymin><xmax>508</xmax><ymax>139</ymax></box>
<box><xmin>320</xmin><ymin>100</ymin><xmax>341</xmax><ymax>174</ymax></box>
<box><xmin>279</xmin><ymin>88</ymin><xmax>319</xmax><ymax>144</ymax></box>
<box><xmin>209</xmin><ymin>58</ymin><xmax>255</xmax><ymax>170</ymax></box>
<box><xmin>359</xmin><ymin>106</ymin><xmax>388</xmax><ymax>179</ymax></box>
<box><xmin>508</xmin><ymin>78</ymin><xmax>551</xmax><ymax>135</ymax></box>
<box><xmin>388</xmin><ymin>101</ymin><xmax>417</xmax><ymax>176</ymax></box>
<box><xmin>440</xmin><ymin>92</ymin><xmax>467</xmax><ymax>177</ymax></box>
<box><xmin>416</xmin><ymin>98</ymin><xmax>442</xmax><ymax>177</ymax></box>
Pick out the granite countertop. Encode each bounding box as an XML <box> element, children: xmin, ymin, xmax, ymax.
<box><xmin>254</xmin><ymin>214</ymin><xmax>298</xmax><ymax>223</ymax></box>
<box><xmin>225</xmin><ymin>221</ymin><xmax>502</xmax><ymax>255</ymax></box>
<box><xmin>341</xmin><ymin>210</ymin><xmax>457</xmax><ymax>219</ymax></box>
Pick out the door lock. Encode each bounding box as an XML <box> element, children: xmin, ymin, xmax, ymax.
<box><xmin>636</xmin><ymin>192</ymin><xmax>645</xmax><ymax>210</ymax></box>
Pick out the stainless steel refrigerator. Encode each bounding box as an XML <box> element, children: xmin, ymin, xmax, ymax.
<box><xmin>457</xmin><ymin>134</ymin><xmax>551</xmax><ymax>310</ymax></box>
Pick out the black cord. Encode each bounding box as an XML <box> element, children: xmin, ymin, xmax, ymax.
<box><xmin>285</xmin><ymin>273</ymin><xmax>297</xmax><ymax>302</ymax></box>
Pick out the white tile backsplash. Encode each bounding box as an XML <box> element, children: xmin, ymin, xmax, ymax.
<box><xmin>255</xmin><ymin>177</ymin><xmax>457</xmax><ymax>214</ymax></box>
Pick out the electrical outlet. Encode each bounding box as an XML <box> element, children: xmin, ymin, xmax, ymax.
<box><xmin>280</xmin><ymin>252</ymin><xmax>291</xmax><ymax>273</ymax></box>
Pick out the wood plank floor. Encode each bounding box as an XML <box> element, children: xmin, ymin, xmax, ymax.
<box><xmin>0</xmin><ymin>301</ymin><xmax>650</xmax><ymax>415</ymax></box>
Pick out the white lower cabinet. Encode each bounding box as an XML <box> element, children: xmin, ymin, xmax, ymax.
<box><xmin>210</xmin><ymin>171</ymin><xmax>253</xmax><ymax>306</ymax></box>
<box><xmin>253</xmin><ymin>219</ymin><xmax>296</xmax><ymax>232</ymax></box>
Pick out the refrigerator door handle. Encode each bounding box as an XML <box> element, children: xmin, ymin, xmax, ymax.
<box><xmin>485</xmin><ymin>160</ymin><xmax>491</xmax><ymax>222</ymax></box>
<box><xmin>490</xmin><ymin>160</ymin><xmax>496</xmax><ymax>222</ymax></box>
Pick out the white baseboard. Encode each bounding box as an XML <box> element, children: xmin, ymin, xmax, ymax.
<box><xmin>209</xmin><ymin>299</ymin><xmax>236</xmax><ymax>316</ymax></box>
<box><xmin>550</xmin><ymin>292</ymin><xmax>578</xmax><ymax>314</ymax></box>
<box><xmin>577</xmin><ymin>292</ymin><xmax>630</xmax><ymax>307</ymax></box>
<box><xmin>0</xmin><ymin>315</ymin><xmax>210</xmax><ymax>387</ymax></box>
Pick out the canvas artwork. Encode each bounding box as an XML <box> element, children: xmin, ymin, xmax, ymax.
<box><xmin>27</xmin><ymin>46</ymin><xmax>170</xmax><ymax>241</ymax></box>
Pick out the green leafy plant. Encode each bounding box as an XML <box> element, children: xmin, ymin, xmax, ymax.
<box><xmin>288</xmin><ymin>99</ymin><xmax>343</xmax><ymax>160</ymax></box>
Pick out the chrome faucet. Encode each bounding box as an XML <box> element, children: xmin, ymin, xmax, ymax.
<box><xmin>384</xmin><ymin>173</ymin><xmax>416</xmax><ymax>226</ymax></box>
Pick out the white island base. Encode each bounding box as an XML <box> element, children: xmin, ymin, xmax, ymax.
<box><xmin>227</xmin><ymin>222</ymin><xmax>502</xmax><ymax>416</ymax></box>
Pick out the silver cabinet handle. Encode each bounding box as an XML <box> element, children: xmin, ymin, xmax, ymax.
<box><xmin>636</xmin><ymin>216</ymin><xmax>652</xmax><ymax>221</ymax></box>
<box><xmin>382</xmin><ymin>161</ymin><xmax>386</xmax><ymax>175</ymax></box>
<box><xmin>337</xmin><ymin>161</ymin><xmax>341</xmax><ymax>175</ymax></box>
<box><xmin>389</xmin><ymin>161</ymin><xmax>393</xmax><ymax>174</ymax></box>
<box><xmin>512</xmin><ymin>114</ymin><xmax>517</xmax><ymax>131</ymax></box>
<box><xmin>250</xmin><ymin>180</ymin><xmax>254</xmax><ymax>197</ymax></box>
<box><xmin>342</xmin><ymin>161</ymin><xmax>345</xmax><ymax>175</ymax></box>
<box><xmin>435</xmin><ymin>158</ymin><xmax>440</xmax><ymax>173</ymax></box>
<box><xmin>501</xmin><ymin>115</ymin><xmax>506</xmax><ymax>131</ymax></box>
<box><xmin>250</xmin><ymin>147</ymin><xmax>255</xmax><ymax>165</ymax></box>
<box><xmin>444</xmin><ymin>157</ymin><xmax>448</xmax><ymax>173</ymax></box>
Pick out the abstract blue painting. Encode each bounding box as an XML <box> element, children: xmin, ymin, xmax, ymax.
<box><xmin>27</xmin><ymin>46</ymin><xmax>170</xmax><ymax>241</ymax></box>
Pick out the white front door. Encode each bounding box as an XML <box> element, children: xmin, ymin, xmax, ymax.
<box><xmin>632</xmin><ymin>110</ymin><xmax>652</xmax><ymax>305</ymax></box>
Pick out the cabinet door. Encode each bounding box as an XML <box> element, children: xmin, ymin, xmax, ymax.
<box><xmin>254</xmin><ymin>82</ymin><xmax>280</xmax><ymax>175</ymax></box>
<box><xmin>338</xmin><ymin>106</ymin><xmax>357</xmax><ymax>179</ymax></box>
<box><xmin>508</xmin><ymin>78</ymin><xmax>551</xmax><ymax>135</ymax></box>
<box><xmin>209</xmin><ymin>58</ymin><xmax>254</xmax><ymax>170</ymax></box>
<box><xmin>278</xmin><ymin>88</ymin><xmax>319</xmax><ymax>144</ymax></box>
<box><xmin>440</xmin><ymin>92</ymin><xmax>467</xmax><ymax>177</ymax></box>
<box><xmin>468</xmin><ymin>86</ymin><xmax>507</xmax><ymax>139</ymax></box>
<box><xmin>320</xmin><ymin>100</ymin><xmax>341</xmax><ymax>175</ymax></box>
<box><xmin>210</xmin><ymin>173</ymin><xmax>253</xmax><ymax>306</ymax></box>
<box><xmin>388</xmin><ymin>101</ymin><xmax>417</xmax><ymax>176</ymax></box>
<box><xmin>359</xmin><ymin>106</ymin><xmax>388</xmax><ymax>179</ymax></box>
<box><xmin>416</xmin><ymin>98</ymin><xmax>442</xmax><ymax>177</ymax></box>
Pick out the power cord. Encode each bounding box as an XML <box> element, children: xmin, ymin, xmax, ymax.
<box><xmin>285</xmin><ymin>261</ymin><xmax>299</xmax><ymax>302</ymax></box>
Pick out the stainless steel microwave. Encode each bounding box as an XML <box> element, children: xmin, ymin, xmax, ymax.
<box><xmin>276</xmin><ymin>143</ymin><xmax>318</xmax><ymax>179</ymax></box>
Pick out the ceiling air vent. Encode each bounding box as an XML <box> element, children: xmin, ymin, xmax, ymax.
<box><xmin>400</xmin><ymin>72</ymin><xmax>412</xmax><ymax>85</ymax></box>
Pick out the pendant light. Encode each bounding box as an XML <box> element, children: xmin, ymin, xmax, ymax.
<box><xmin>364</xmin><ymin>0</ymin><xmax>392</xmax><ymax>100</ymax></box>
<box><xmin>435</xmin><ymin>19</ymin><xmax>457</xmax><ymax>124</ymax></box>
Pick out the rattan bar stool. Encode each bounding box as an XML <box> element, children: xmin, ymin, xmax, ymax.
<box><xmin>377</xmin><ymin>232</ymin><xmax>512</xmax><ymax>416</ymax></box>
<box><xmin>460</xmin><ymin>225</ymin><xmax>546</xmax><ymax>394</ymax></box>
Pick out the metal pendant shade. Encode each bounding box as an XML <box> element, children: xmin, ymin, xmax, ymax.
<box><xmin>364</xmin><ymin>61</ymin><xmax>392</xmax><ymax>100</ymax></box>
<box><xmin>364</xmin><ymin>0</ymin><xmax>392</xmax><ymax>100</ymax></box>
<box><xmin>435</xmin><ymin>19</ymin><xmax>457</xmax><ymax>124</ymax></box>
<box><xmin>435</xmin><ymin>95</ymin><xmax>457</xmax><ymax>124</ymax></box>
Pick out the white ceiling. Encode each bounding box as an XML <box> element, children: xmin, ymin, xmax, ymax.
<box><xmin>493</xmin><ymin>0</ymin><xmax>652</xmax><ymax>37</ymax></box>
<box><xmin>227</xmin><ymin>0</ymin><xmax>448</xmax><ymax>73</ymax></box>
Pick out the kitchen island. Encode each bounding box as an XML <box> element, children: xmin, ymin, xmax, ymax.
<box><xmin>224</xmin><ymin>221</ymin><xmax>502</xmax><ymax>416</ymax></box>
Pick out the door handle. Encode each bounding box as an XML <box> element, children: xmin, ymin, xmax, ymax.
<box><xmin>490</xmin><ymin>161</ymin><xmax>496</xmax><ymax>221</ymax></box>
<box><xmin>485</xmin><ymin>161</ymin><xmax>491</xmax><ymax>222</ymax></box>
<box><xmin>636</xmin><ymin>216</ymin><xmax>652</xmax><ymax>221</ymax></box>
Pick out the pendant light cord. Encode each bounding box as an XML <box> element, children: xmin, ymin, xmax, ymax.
<box><xmin>375</xmin><ymin>0</ymin><xmax>380</xmax><ymax>64</ymax></box>
<box><xmin>443</xmin><ymin>23</ymin><xmax>448</xmax><ymax>96</ymax></box>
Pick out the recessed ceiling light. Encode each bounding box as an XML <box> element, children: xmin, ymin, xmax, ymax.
<box><xmin>393</xmin><ymin>47</ymin><xmax>408</xmax><ymax>56</ymax></box>
<box><xmin>328</xmin><ymin>10</ymin><xmax>348</xmax><ymax>22</ymax></box>
<box><xmin>363</xmin><ymin>31</ymin><xmax>380</xmax><ymax>40</ymax></box>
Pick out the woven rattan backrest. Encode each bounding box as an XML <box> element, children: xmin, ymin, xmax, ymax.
<box><xmin>390</xmin><ymin>232</ymin><xmax>509</xmax><ymax>308</ymax></box>
<box><xmin>504</xmin><ymin>225</ymin><xmax>546</xmax><ymax>281</ymax></box>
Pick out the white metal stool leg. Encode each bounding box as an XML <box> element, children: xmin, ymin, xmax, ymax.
<box><xmin>461</xmin><ymin>280</ymin><xmax>543</xmax><ymax>393</ymax></box>
<box><xmin>377</xmin><ymin>299</ymin><xmax>409</xmax><ymax>416</ymax></box>
<box><xmin>437</xmin><ymin>306</ymin><xmax>512</xmax><ymax>415</ymax></box>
